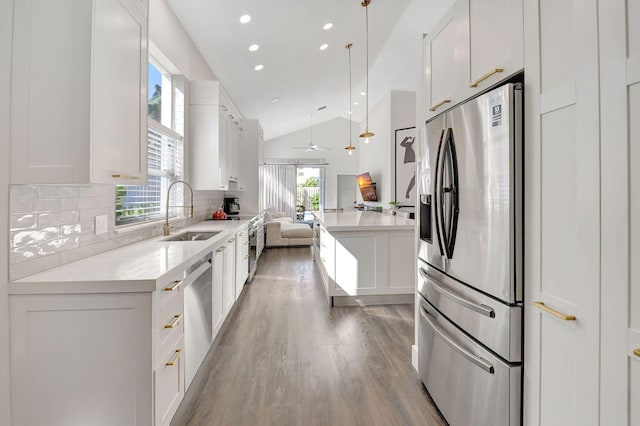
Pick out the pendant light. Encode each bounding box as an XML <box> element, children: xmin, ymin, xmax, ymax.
<box><xmin>359</xmin><ymin>0</ymin><xmax>374</xmax><ymax>143</ymax></box>
<box><xmin>345</xmin><ymin>43</ymin><xmax>356</xmax><ymax>156</ymax></box>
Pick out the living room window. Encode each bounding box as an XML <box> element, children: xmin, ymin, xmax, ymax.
<box><xmin>115</xmin><ymin>58</ymin><xmax>185</xmax><ymax>227</ymax></box>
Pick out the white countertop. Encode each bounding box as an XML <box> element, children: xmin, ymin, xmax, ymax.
<box><xmin>313</xmin><ymin>211</ymin><xmax>415</xmax><ymax>232</ymax></box>
<box><xmin>9</xmin><ymin>219</ymin><xmax>250</xmax><ymax>295</ymax></box>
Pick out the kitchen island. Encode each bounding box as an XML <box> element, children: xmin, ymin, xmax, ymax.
<box><xmin>313</xmin><ymin>211</ymin><xmax>415</xmax><ymax>306</ymax></box>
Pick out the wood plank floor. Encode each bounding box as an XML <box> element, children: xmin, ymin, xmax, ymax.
<box><xmin>171</xmin><ymin>247</ymin><xmax>447</xmax><ymax>426</ymax></box>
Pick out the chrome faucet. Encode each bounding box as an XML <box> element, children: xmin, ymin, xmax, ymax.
<box><xmin>163</xmin><ymin>180</ymin><xmax>194</xmax><ymax>236</ymax></box>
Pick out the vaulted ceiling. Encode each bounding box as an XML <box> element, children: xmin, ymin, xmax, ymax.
<box><xmin>167</xmin><ymin>0</ymin><xmax>452</xmax><ymax>140</ymax></box>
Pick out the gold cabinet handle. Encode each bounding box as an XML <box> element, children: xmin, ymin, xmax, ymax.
<box><xmin>533</xmin><ymin>301</ymin><xmax>576</xmax><ymax>321</ymax></box>
<box><xmin>165</xmin><ymin>348</ymin><xmax>183</xmax><ymax>366</ymax></box>
<box><xmin>111</xmin><ymin>174</ymin><xmax>140</xmax><ymax>179</ymax></box>
<box><xmin>216</xmin><ymin>246</ymin><xmax>226</xmax><ymax>252</ymax></box>
<box><xmin>164</xmin><ymin>314</ymin><xmax>184</xmax><ymax>329</ymax></box>
<box><xmin>164</xmin><ymin>279</ymin><xmax>184</xmax><ymax>292</ymax></box>
<box><xmin>429</xmin><ymin>99</ymin><xmax>451</xmax><ymax>112</ymax></box>
<box><xmin>469</xmin><ymin>68</ymin><xmax>504</xmax><ymax>88</ymax></box>
<box><xmin>634</xmin><ymin>348</ymin><xmax>640</xmax><ymax>358</ymax></box>
<box><xmin>228</xmin><ymin>238</ymin><xmax>235</xmax><ymax>243</ymax></box>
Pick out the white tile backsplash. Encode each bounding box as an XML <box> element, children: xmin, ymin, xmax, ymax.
<box><xmin>38</xmin><ymin>211</ymin><xmax>80</xmax><ymax>227</ymax></box>
<box><xmin>9</xmin><ymin>184</ymin><xmax>225</xmax><ymax>280</ymax></box>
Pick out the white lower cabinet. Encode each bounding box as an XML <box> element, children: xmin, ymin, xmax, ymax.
<box><xmin>9</xmin><ymin>225</ymin><xmax>249</xmax><ymax>425</ymax></box>
<box><xmin>9</xmin><ymin>271</ymin><xmax>187</xmax><ymax>425</ymax></box>
<box><xmin>10</xmin><ymin>292</ymin><xmax>154</xmax><ymax>426</ymax></box>
<box><xmin>155</xmin><ymin>336</ymin><xmax>185</xmax><ymax>426</ymax></box>
<box><xmin>235</xmin><ymin>226</ymin><xmax>249</xmax><ymax>300</ymax></box>
<box><xmin>222</xmin><ymin>236</ymin><xmax>237</xmax><ymax>316</ymax></box>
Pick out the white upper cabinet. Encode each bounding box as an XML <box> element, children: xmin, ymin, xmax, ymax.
<box><xmin>191</xmin><ymin>81</ymin><xmax>243</xmax><ymax>191</ymax></box>
<box><xmin>10</xmin><ymin>0</ymin><xmax>148</xmax><ymax>185</ymax></box>
<box><xmin>425</xmin><ymin>0</ymin><xmax>524</xmax><ymax>120</ymax></box>
<box><xmin>425</xmin><ymin>7</ymin><xmax>462</xmax><ymax>120</ymax></box>
<box><xmin>460</xmin><ymin>0</ymin><xmax>524</xmax><ymax>98</ymax></box>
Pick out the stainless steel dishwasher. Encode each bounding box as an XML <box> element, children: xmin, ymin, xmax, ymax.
<box><xmin>183</xmin><ymin>252</ymin><xmax>213</xmax><ymax>390</ymax></box>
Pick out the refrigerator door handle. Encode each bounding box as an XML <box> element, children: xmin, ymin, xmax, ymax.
<box><xmin>446</xmin><ymin>127</ymin><xmax>460</xmax><ymax>259</ymax></box>
<box><xmin>419</xmin><ymin>268</ymin><xmax>495</xmax><ymax>318</ymax></box>
<box><xmin>433</xmin><ymin>128</ymin><xmax>446</xmax><ymax>256</ymax></box>
<box><xmin>437</xmin><ymin>128</ymin><xmax>450</xmax><ymax>257</ymax></box>
<box><xmin>440</xmin><ymin>127</ymin><xmax>460</xmax><ymax>260</ymax></box>
<box><xmin>420</xmin><ymin>304</ymin><xmax>495</xmax><ymax>374</ymax></box>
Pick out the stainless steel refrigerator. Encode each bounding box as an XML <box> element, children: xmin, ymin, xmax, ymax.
<box><xmin>417</xmin><ymin>82</ymin><xmax>523</xmax><ymax>426</ymax></box>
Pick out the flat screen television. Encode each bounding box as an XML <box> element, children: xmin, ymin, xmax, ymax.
<box><xmin>357</xmin><ymin>172</ymin><xmax>378</xmax><ymax>202</ymax></box>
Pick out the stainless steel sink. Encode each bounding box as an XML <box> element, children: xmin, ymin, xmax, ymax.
<box><xmin>162</xmin><ymin>231</ymin><xmax>221</xmax><ymax>242</ymax></box>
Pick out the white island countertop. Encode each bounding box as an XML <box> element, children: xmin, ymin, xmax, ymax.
<box><xmin>9</xmin><ymin>219</ymin><xmax>250</xmax><ymax>295</ymax></box>
<box><xmin>313</xmin><ymin>211</ymin><xmax>415</xmax><ymax>232</ymax></box>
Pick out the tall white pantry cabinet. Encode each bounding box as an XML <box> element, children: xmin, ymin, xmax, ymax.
<box><xmin>10</xmin><ymin>0</ymin><xmax>148</xmax><ymax>185</ymax></box>
<box><xmin>523</xmin><ymin>0</ymin><xmax>638</xmax><ymax>424</ymax></box>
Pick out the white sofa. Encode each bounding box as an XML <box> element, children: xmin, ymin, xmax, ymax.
<box><xmin>264</xmin><ymin>215</ymin><xmax>313</xmax><ymax>247</ymax></box>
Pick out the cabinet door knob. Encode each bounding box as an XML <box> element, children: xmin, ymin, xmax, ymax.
<box><xmin>429</xmin><ymin>99</ymin><xmax>451</xmax><ymax>112</ymax></box>
<box><xmin>165</xmin><ymin>348</ymin><xmax>183</xmax><ymax>366</ymax></box>
<box><xmin>634</xmin><ymin>348</ymin><xmax>640</xmax><ymax>358</ymax></box>
<box><xmin>111</xmin><ymin>173</ymin><xmax>140</xmax><ymax>179</ymax></box>
<box><xmin>469</xmin><ymin>68</ymin><xmax>504</xmax><ymax>88</ymax></box>
<box><xmin>164</xmin><ymin>314</ymin><xmax>184</xmax><ymax>329</ymax></box>
<box><xmin>164</xmin><ymin>279</ymin><xmax>184</xmax><ymax>292</ymax></box>
<box><xmin>532</xmin><ymin>301</ymin><xmax>576</xmax><ymax>321</ymax></box>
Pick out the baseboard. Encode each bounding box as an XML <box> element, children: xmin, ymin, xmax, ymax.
<box><xmin>331</xmin><ymin>293</ymin><xmax>414</xmax><ymax>306</ymax></box>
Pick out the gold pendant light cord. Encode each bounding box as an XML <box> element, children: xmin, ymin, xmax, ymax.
<box><xmin>345</xmin><ymin>43</ymin><xmax>355</xmax><ymax>154</ymax></box>
<box><xmin>360</xmin><ymin>0</ymin><xmax>374</xmax><ymax>140</ymax></box>
<box><xmin>365</xmin><ymin>3</ymin><xmax>369</xmax><ymax>132</ymax></box>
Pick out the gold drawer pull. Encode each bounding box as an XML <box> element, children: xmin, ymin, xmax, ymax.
<box><xmin>429</xmin><ymin>99</ymin><xmax>451</xmax><ymax>112</ymax></box>
<box><xmin>111</xmin><ymin>174</ymin><xmax>140</xmax><ymax>179</ymax></box>
<box><xmin>533</xmin><ymin>301</ymin><xmax>576</xmax><ymax>321</ymax></box>
<box><xmin>165</xmin><ymin>348</ymin><xmax>183</xmax><ymax>366</ymax></box>
<box><xmin>634</xmin><ymin>348</ymin><xmax>640</xmax><ymax>358</ymax></box>
<box><xmin>164</xmin><ymin>314</ymin><xmax>183</xmax><ymax>329</ymax></box>
<box><xmin>216</xmin><ymin>246</ymin><xmax>226</xmax><ymax>253</ymax></box>
<box><xmin>469</xmin><ymin>68</ymin><xmax>504</xmax><ymax>88</ymax></box>
<box><xmin>228</xmin><ymin>238</ymin><xmax>236</xmax><ymax>243</ymax></box>
<box><xmin>164</xmin><ymin>279</ymin><xmax>184</xmax><ymax>292</ymax></box>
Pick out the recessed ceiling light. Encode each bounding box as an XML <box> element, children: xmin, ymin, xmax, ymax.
<box><xmin>360</xmin><ymin>91</ymin><xmax>367</xmax><ymax>96</ymax></box>
<box><xmin>254</xmin><ymin>64</ymin><xmax>264</xmax><ymax>71</ymax></box>
<box><xmin>270</xmin><ymin>97</ymin><xmax>280</xmax><ymax>103</ymax></box>
<box><xmin>239</xmin><ymin>14</ymin><xmax>251</xmax><ymax>24</ymax></box>
<box><xmin>323</xmin><ymin>22</ymin><xmax>333</xmax><ymax>30</ymax></box>
<box><xmin>320</xmin><ymin>43</ymin><xmax>328</xmax><ymax>50</ymax></box>
<box><xmin>249</xmin><ymin>44</ymin><xmax>259</xmax><ymax>52</ymax></box>
<box><xmin>353</xmin><ymin>101</ymin><xmax>359</xmax><ymax>106</ymax></box>
<box><xmin>348</xmin><ymin>110</ymin><xmax>352</xmax><ymax>115</ymax></box>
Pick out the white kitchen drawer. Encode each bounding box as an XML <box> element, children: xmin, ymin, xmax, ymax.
<box><xmin>155</xmin><ymin>336</ymin><xmax>185</xmax><ymax>426</ymax></box>
<box><xmin>155</xmin><ymin>295</ymin><xmax>184</xmax><ymax>363</ymax></box>
<box><xmin>156</xmin><ymin>269</ymin><xmax>186</xmax><ymax>314</ymax></box>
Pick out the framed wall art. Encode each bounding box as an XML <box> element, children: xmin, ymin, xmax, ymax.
<box><xmin>394</xmin><ymin>127</ymin><xmax>416</xmax><ymax>207</ymax></box>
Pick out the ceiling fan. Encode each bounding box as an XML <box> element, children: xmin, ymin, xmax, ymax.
<box><xmin>292</xmin><ymin>112</ymin><xmax>330</xmax><ymax>152</ymax></box>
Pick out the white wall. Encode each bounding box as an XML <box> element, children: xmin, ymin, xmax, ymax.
<box><xmin>1</xmin><ymin>0</ymin><xmax>12</xmax><ymax>422</ymax></box>
<box><xmin>149</xmin><ymin>0</ymin><xmax>216</xmax><ymax>82</ymax></box>
<box><xmin>358</xmin><ymin>90</ymin><xmax>416</xmax><ymax>206</ymax></box>
<box><xmin>263</xmin><ymin>117</ymin><xmax>360</xmax><ymax>209</ymax></box>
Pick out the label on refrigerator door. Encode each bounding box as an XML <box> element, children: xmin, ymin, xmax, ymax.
<box><xmin>491</xmin><ymin>104</ymin><xmax>502</xmax><ymax>127</ymax></box>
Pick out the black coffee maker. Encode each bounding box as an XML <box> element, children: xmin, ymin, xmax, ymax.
<box><xmin>223</xmin><ymin>197</ymin><xmax>240</xmax><ymax>215</ymax></box>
